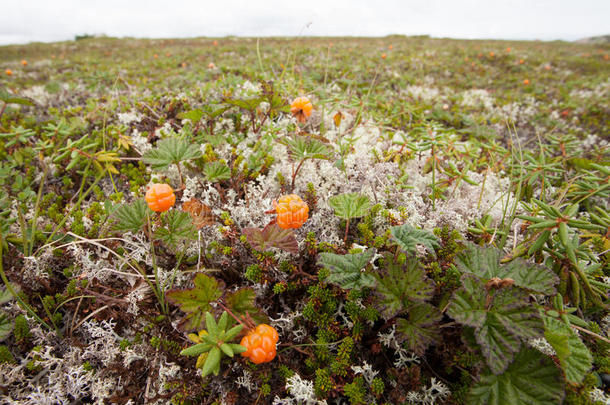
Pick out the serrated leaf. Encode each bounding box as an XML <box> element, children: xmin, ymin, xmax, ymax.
<box><xmin>111</xmin><ymin>199</ymin><xmax>149</xmax><ymax>233</ymax></box>
<box><xmin>243</xmin><ymin>223</ymin><xmax>298</xmax><ymax>254</ymax></box>
<box><xmin>374</xmin><ymin>256</ymin><xmax>435</xmax><ymax>318</ymax></box>
<box><xmin>154</xmin><ymin>210</ymin><xmax>197</xmax><ymax>249</ymax></box>
<box><xmin>468</xmin><ymin>347</ymin><xmax>564</xmax><ymax>405</ymax></box>
<box><xmin>182</xmin><ymin>198</ymin><xmax>216</xmax><ymax>228</ymax></box>
<box><xmin>224</xmin><ymin>288</ymin><xmax>268</xmax><ymax>325</ymax></box>
<box><xmin>391</xmin><ymin>224</ymin><xmax>440</xmax><ymax>256</ymax></box>
<box><xmin>142</xmin><ymin>137</ymin><xmax>200</xmax><ymax>170</ymax></box>
<box><xmin>457</xmin><ymin>243</ymin><xmax>558</xmax><ymax>295</ymax></box>
<box><xmin>318</xmin><ymin>249</ymin><xmax>377</xmax><ymax>290</ymax></box>
<box><xmin>203</xmin><ymin>161</ymin><xmax>231</xmax><ymax>182</ymax></box>
<box><xmin>224</xmin><ymin>97</ymin><xmax>263</xmax><ymax>112</ymax></box>
<box><xmin>448</xmin><ymin>275</ymin><xmax>543</xmax><ymax>374</ymax></box>
<box><xmin>543</xmin><ymin>316</ymin><xmax>592</xmax><ymax>384</ymax></box>
<box><xmin>395</xmin><ymin>302</ymin><xmax>442</xmax><ymax>355</ymax></box>
<box><xmin>166</xmin><ymin>273</ymin><xmax>223</xmax><ymax>330</ymax></box>
<box><xmin>282</xmin><ymin>135</ymin><xmax>332</xmax><ymax>161</ymax></box>
<box><xmin>329</xmin><ymin>193</ymin><xmax>370</xmax><ymax>220</ymax></box>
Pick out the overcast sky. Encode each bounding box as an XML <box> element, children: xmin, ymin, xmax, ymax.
<box><xmin>1</xmin><ymin>0</ymin><xmax>609</xmax><ymax>45</ymax></box>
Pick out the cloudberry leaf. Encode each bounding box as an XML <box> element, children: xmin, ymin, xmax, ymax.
<box><xmin>225</xmin><ymin>287</ymin><xmax>268</xmax><ymax>325</ymax></box>
<box><xmin>318</xmin><ymin>249</ymin><xmax>377</xmax><ymax>290</ymax></box>
<box><xmin>243</xmin><ymin>223</ymin><xmax>298</xmax><ymax>254</ymax></box>
<box><xmin>448</xmin><ymin>275</ymin><xmax>543</xmax><ymax>374</ymax></box>
<box><xmin>395</xmin><ymin>302</ymin><xmax>442</xmax><ymax>355</ymax></box>
<box><xmin>282</xmin><ymin>135</ymin><xmax>332</xmax><ymax>161</ymax></box>
<box><xmin>203</xmin><ymin>161</ymin><xmax>231</xmax><ymax>182</ymax></box>
<box><xmin>456</xmin><ymin>242</ymin><xmax>558</xmax><ymax>295</ymax></box>
<box><xmin>374</xmin><ymin>256</ymin><xmax>435</xmax><ymax>319</ymax></box>
<box><xmin>543</xmin><ymin>315</ymin><xmax>592</xmax><ymax>384</ymax></box>
<box><xmin>468</xmin><ymin>347</ymin><xmax>564</xmax><ymax>405</ymax></box>
<box><xmin>111</xmin><ymin>199</ymin><xmax>149</xmax><ymax>233</ymax></box>
<box><xmin>329</xmin><ymin>193</ymin><xmax>370</xmax><ymax>220</ymax></box>
<box><xmin>142</xmin><ymin>137</ymin><xmax>200</xmax><ymax>171</ymax></box>
<box><xmin>154</xmin><ymin>210</ymin><xmax>197</xmax><ymax>249</ymax></box>
<box><xmin>166</xmin><ymin>273</ymin><xmax>224</xmax><ymax>331</ymax></box>
<box><xmin>390</xmin><ymin>224</ymin><xmax>440</xmax><ymax>257</ymax></box>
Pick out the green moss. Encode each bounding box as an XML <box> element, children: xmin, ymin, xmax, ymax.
<box><xmin>314</xmin><ymin>368</ymin><xmax>333</xmax><ymax>398</ymax></box>
<box><xmin>0</xmin><ymin>345</ymin><xmax>15</xmax><ymax>364</ymax></box>
<box><xmin>13</xmin><ymin>314</ymin><xmax>31</xmax><ymax>343</ymax></box>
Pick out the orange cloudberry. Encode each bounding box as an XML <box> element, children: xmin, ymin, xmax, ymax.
<box><xmin>290</xmin><ymin>96</ymin><xmax>313</xmax><ymax>123</ymax></box>
<box><xmin>145</xmin><ymin>183</ymin><xmax>176</xmax><ymax>212</ymax></box>
<box><xmin>274</xmin><ymin>194</ymin><xmax>309</xmax><ymax>229</ymax></box>
<box><xmin>240</xmin><ymin>324</ymin><xmax>279</xmax><ymax>364</ymax></box>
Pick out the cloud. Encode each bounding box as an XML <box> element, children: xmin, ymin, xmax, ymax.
<box><xmin>1</xmin><ymin>0</ymin><xmax>609</xmax><ymax>45</ymax></box>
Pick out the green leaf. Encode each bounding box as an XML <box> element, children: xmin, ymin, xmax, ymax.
<box><xmin>111</xmin><ymin>200</ymin><xmax>149</xmax><ymax>233</ymax></box>
<box><xmin>180</xmin><ymin>343</ymin><xmax>213</xmax><ymax>357</ymax></box>
<box><xmin>543</xmin><ymin>316</ymin><xmax>592</xmax><ymax>384</ymax></box>
<box><xmin>374</xmin><ymin>256</ymin><xmax>435</xmax><ymax>318</ymax></box>
<box><xmin>142</xmin><ymin>138</ymin><xmax>200</xmax><ymax>171</ymax></box>
<box><xmin>166</xmin><ymin>273</ymin><xmax>224</xmax><ymax>330</ymax></box>
<box><xmin>0</xmin><ymin>284</ymin><xmax>20</xmax><ymax>305</ymax></box>
<box><xmin>395</xmin><ymin>302</ymin><xmax>442</xmax><ymax>355</ymax></box>
<box><xmin>202</xmin><ymin>346</ymin><xmax>221</xmax><ymax>377</ymax></box>
<box><xmin>243</xmin><ymin>223</ymin><xmax>298</xmax><ymax>254</ymax></box>
<box><xmin>177</xmin><ymin>109</ymin><xmax>204</xmax><ymax>122</ymax></box>
<box><xmin>0</xmin><ymin>87</ymin><xmax>35</xmax><ymax>106</ymax></box>
<box><xmin>456</xmin><ymin>243</ymin><xmax>558</xmax><ymax>295</ymax></box>
<box><xmin>390</xmin><ymin>224</ymin><xmax>440</xmax><ymax>256</ymax></box>
<box><xmin>448</xmin><ymin>275</ymin><xmax>543</xmax><ymax>374</ymax></box>
<box><xmin>329</xmin><ymin>193</ymin><xmax>371</xmax><ymax>220</ymax></box>
<box><xmin>0</xmin><ymin>312</ymin><xmax>14</xmax><ymax>342</ymax></box>
<box><xmin>205</xmin><ymin>312</ymin><xmax>218</xmax><ymax>337</ymax></box>
<box><xmin>224</xmin><ymin>288</ymin><xmax>268</xmax><ymax>325</ymax></box>
<box><xmin>154</xmin><ymin>210</ymin><xmax>197</xmax><ymax>249</ymax></box>
<box><xmin>282</xmin><ymin>135</ymin><xmax>332</xmax><ymax>161</ymax></box>
<box><xmin>468</xmin><ymin>347</ymin><xmax>564</xmax><ymax>405</ymax></box>
<box><xmin>203</xmin><ymin>161</ymin><xmax>231</xmax><ymax>182</ymax></box>
<box><xmin>220</xmin><ymin>343</ymin><xmax>234</xmax><ymax>357</ymax></box>
<box><xmin>318</xmin><ymin>249</ymin><xmax>377</xmax><ymax>290</ymax></box>
<box><xmin>229</xmin><ymin>343</ymin><xmax>247</xmax><ymax>354</ymax></box>
<box><xmin>224</xmin><ymin>97</ymin><xmax>264</xmax><ymax>112</ymax></box>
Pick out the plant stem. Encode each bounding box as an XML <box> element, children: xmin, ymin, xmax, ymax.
<box><xmin>28</xmin><ymin>163</ymin><xmax>49</xmax><ymax>256</ymax></box>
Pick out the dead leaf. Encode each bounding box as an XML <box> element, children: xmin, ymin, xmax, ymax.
<box><xmin>182</xmin><ymin>198</ymin><xmax>216</xmax><ymax>229</ymax></box>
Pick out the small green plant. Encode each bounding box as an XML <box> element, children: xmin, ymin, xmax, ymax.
<box><xmin>180</xmin><ymin>311</ymin><xmax>246</xmax><ymax>377</ymax></box>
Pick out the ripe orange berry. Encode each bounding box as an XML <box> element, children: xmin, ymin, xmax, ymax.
<box><xmin>5</xmin><ymin>69</ymin><xmax>12</xmax><ymax>76</ymax></box>
<box><xmin>381</xmin><ymin>53</ymin><xmax>387</xmax><ymax>59</ymax></box>
<box><xmin>290</xmin><ymin>96</ymin><xmax>313</xmax><ymax>123</ymax></box>
<box><xmin>274</xmin><ymin>194</ymin><xmax>309</xmax><ymax>229</ymax></box>
<box><xmin>506</xmin><ymin>47</ymin><xmax>511</xmax><ymax>53</ymax></box>
<box><xmin>240</xmin><ymin>324</ymin><xmax>278</xmax><ymax>364</ymax></box>
<box><xmin>153</xmin><ymin>54</ymin><xmax>158</xmax><ymax>59</ymax></box>
<box><xmin>21</xmin><ymin>60</ymin><xmax>27</xmax><ymax>66</ymax></box>
<box><xmin>489</xmin><ymin>52</ymin><xmax>495</xmax><ymax>57</ymax></box>
<box><xmin>519</xmin><ymin>59</ymin><xmax>524</xmax><ymax>64</ymax></box>
<box><xmin>523</xmin><ymin>79</ymin><xmax>530</xmax><ymax>85</ymax></box>
<box><xmin>145</xmin><ymin>183</ymin><xmax>176</xmax><ymax>212</ymax></box>
<box><xmin>213</xmin><ymin>40</ymin><xmax>218</xmax><ymax>46</ymax></box>
<box><xmin>388</xmin><ymin>44</ymin><xmax>393</xmax><ymax>50</ymax></box>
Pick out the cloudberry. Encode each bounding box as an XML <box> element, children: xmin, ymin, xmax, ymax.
<box><xmin>240</xmin><ymin>324</ymin><xmax>279</xmax><ymax>364</ymax></box>
<box><xmin>145</xmin><ymin>183</ymin><xmax>175</xmax><ymax>212</ymax></box>
<box><xmin>290</xmin><ymin>97</ymin><xmax>313</xmax><ymax>123</ymax></box>
<box><xmin>274</xmin><ymin>194</ymin><xmax>309</xmax><ymax>229</ymax></box>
